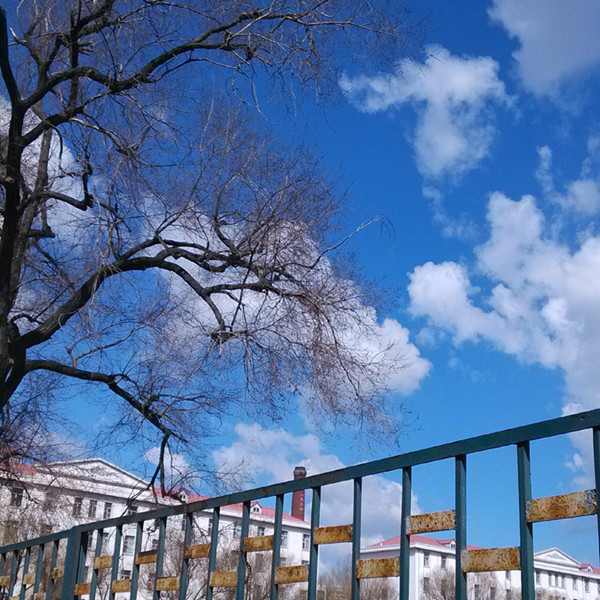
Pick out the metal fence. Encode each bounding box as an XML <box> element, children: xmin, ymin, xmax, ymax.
<box><xmin>1</xmin><ymin>409</ymin><xmax>600</xmax><ymax>600</ymax></box>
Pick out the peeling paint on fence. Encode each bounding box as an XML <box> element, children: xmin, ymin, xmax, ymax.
<box><xmin>274</xmin><ymin>565</ymin><xmax>308</xmax><ymax>584</ymax></box>
<box><xmin>93</xmin><ymin>556</ymin><xmax>113</xmax><ymax>570</ymax></box>
<box><xmin>407</xmin><ymin>510</ymin><xmax>456</xmax><ymax>535</ymax></box>
<box><xmin>112</xmin><ymin>579</ymin><xmax>131</xmax><ymax>593</ymax></box>
<box><xmin>314</xmin><ymin>525</ymin><xmax>352</xmax><ymax>545</ymax></box>
<box><xmin>210</xmin><ymin>571</ymin><xmax>237</xmax><ymax>588</ymax></box>
<box><xmin>356</xmin><ymin>558</ymin><xmax>400</xmax><ymax>579</ymax></box>
<box><xmin>462</xmin><ymin>547</ymin><xmax>520</xmax><ymax>573</ymax></box>
<box><xmin>527</xmin><ymin>490</ymin><xmax>597</xmax><ymax>523</ymax></box>
<box><xmin>156</xmin><ymin>577</ymin><xmax>179</xmax><ymax>591</ymax></box>
<box><xmin>184</xmin><ymin>544</ymin><xmax>210</xmax><ymax>559</ymax></box>
<box><xmin>243</xmin><ymin>535</ymin><xmax>274</xmax><ymax>552</ymax></box>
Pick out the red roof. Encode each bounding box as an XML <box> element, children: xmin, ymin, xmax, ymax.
<box><xmin>154</xmin><ymin>490</ymin><xmax>308</xmax><ymax>524</ymax></box>
<box><xmin>369</xmin><ymin>534</ymin><xmax>483</xmax><ymax>552</ymax></box>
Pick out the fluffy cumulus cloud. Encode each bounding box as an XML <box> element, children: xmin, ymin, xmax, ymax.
<box><xmin>408</xmin><ymin>158</ymin><xmax>600</xmax><ymax>484</ymax></box>
<box><xmin>212</xmin><ymin>423</ymin><xmax>420</xmax><ymax>556</ymax></box>
<box><xmin>489</xmin><ymin>0</ymin><xmax>600</xmax><ymax>96</ymax></box>
<box><xmin>340</xmin><ymin>46</ymin><xmax>508</xmax><ymax>179</ymax></box>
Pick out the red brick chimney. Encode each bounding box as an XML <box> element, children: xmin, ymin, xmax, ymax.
<box><xmin>291</xmin><ymin>466</ymin><xmax>306</xmax><ymax>521</ymax></box>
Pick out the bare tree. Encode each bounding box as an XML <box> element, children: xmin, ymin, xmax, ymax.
<box><xmin>422</xmin><ymin>568</ymin><xmax>508</xmax><ymax>600</ymax></box>
<box><xmin>0</xmin><ymin>0</ymin><xmax>420</xmax><ymax>482</ymax></box>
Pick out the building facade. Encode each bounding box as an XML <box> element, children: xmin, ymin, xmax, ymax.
<box><xmin>0</xmin><ymin>457</ymin><xmax>310</xmax><ymax>600</ymax></box>
<box><xmin>362</xmin><ymin>534</ymin><xmax>600</xmax><ymax>600</ymax></box>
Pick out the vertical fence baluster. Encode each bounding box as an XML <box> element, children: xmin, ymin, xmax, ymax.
<box><xmin>179</xmin><ymin>513</ymin><xmax>193</xmax><ymax>600</ymax></box>
<box><xmin>33</xmin><ymin>543</ymin><xmax>44</xmax><ymax>596</ymax></box>
<box><xmin>269</xmin><ymin>494</ymin><xmax>284</xmax><ymax>600</ymax></box>
<box><xmin>307</xmin><ymin>487</ymin><xmax>321</xmax><ymax>600</ymax></box>
<box><xmin>351</xmin><ymin>477</ymin><xmax>362</xmax><ymax>600</ymax></box>
<box><xmin>9</xmin><ymin>551</ymin><xmax>18</xmax><ymax>597</ymax></box>
<box><xmin>153</xmin><ymin>518</ymin><xmax>166</xmax><ymax>600</ymax></box>
<box><xmin>130</xmin><ymin>521</ymin><xmax>143</xmax><ymax>600</ymax></box>
<box><xmin>455</xmin><ymin>454</ymin><xmax>467</xmax><ymax>600</ymax></box>
<box><xmin>400</xmin><ymin>467</ymin><xmax>411</xmax><ymax>600</ymax></box>
<box><xmin>206</xmin><ymin>508</ymin><xmax>220</xmax><ymax>600</ymax></box>
<box><xmin>518</xmin><ymin>442</ymin><xmax>534</xmax><ymax>600</ymax></box>
<box><xmin>18</xmin><ymin>546</ymin><xmax>31</xmax><ymax>600</ymax></box>
<box><xmin>89</xmin><ymin>528</ymin><xmax>103</xmax><ymax>600</ymax></box>
<box><xmin>108</xmin><ymin>526</ymin><xmax>122</xmax><ymax>600</ymax></box>
<box><xmin>45</xmin><ymin>539</ymin><xmax>58</xmax><ymax>600</ymax></box>
<box><xmin>594</xmin><ymin>427</ymin><xmax>600</xmax><ymax>565</ymax></box>
<box><xmin>235</xmin><ymin>501</ymin><xmax>250</xmax><ymax>600</ymax></box>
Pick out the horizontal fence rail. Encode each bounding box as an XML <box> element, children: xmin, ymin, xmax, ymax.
<box><xmin>1</xmin><ymin>408</ymin><xmax>599</xmax><ymax>600</ymax></box>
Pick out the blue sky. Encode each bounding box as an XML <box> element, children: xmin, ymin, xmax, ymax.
<box><xmin>200</xmin><ymin>0</ymin><xmax>600</xmax><ymax>565</ymax></box>
<box><xmin>50</xmin><ymin>0</ymin><xmax>600</xmax><ymax>567</ymax></box>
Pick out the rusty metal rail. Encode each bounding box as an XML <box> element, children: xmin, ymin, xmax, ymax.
<box><xmin>1</xmin><ymin>409</ymin><xmax>600</xmax><ymax>600</ymax></box>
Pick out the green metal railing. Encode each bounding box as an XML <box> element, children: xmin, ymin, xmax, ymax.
<box><xmin>1</xmin><ymin>409</ymin><xmax>600</xmax><ymax>600</ymax></box>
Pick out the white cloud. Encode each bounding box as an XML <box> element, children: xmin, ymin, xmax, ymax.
<box><xmin>408</xmin><ymin>186</ymin><xmax>600</xmax><ymax>485</ymax></box>
<box><xmin>144</xmin><ymin>446</ymin><xmax>194</xmax><ymax>488</ymax></box>
<box><xmin>536</xmin><ymin>143</ymin><xmax>600</xmax><ymax>214</ymax></box>
<box><xmin>489</xmin><ymin>0</ymin><xmax>600</xmax><ymax>96</ymax></box>
<box><xmin>340</xmin><ymin>46</ymin><xmax>508</xmax><ymax>179</ymax></box>
<box><xmin>212</xmin><ymin>423</ymin><xmax>420</xmax><ymax>555</ymax></box>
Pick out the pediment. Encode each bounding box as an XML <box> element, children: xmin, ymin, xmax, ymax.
<box><xmin>41</xmin><ymin>459</ymin><xmax>149</xmax><ymax>490</ymax></box>
<box><xmin>535</xmin><ymin>548</ymin><xmax>581</xmax><ymax>568</ymax></box>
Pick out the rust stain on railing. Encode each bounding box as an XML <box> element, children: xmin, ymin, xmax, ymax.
<box><xmin>112</xmin><ymin>579</ymin><xmax>131</xmax><ymax>593</ymax></box>
<box><xmin>407</xmin><ymin>510</ymin><xmax>456</xmax><ymax>535</ymax></box>
<box><xmin>274</xmin><ymin>565</ymin><xmax>308</xmax><ymax>584</ymax></box>
<box><xmin>527</xmin><ymin>490</ymin><xmax>597</xmax><ymax>522</ymax></box>
<box><xmin>93</xmin><ymin>555</ymin><xmax>113</xmax><ymax>570</ymax></box>
<box><xmin>243</xmin><ymin>535</ymin><xmax>274</xmax><ymax>552</ymax></box>
<box><xmin>314</xmin><ymin>525</ymin><xmax>352</xmax><ymax>545</ymax></box>
<box><xmin>210</xmin><ymin>571</ymin><xmax>237</xmax><ymax>588</ymax></box>
<box><xmin>356</xmin><ymin>558</ymin><xmax>399</xmax><ymax>579</ymax></box>
<box><xmin>156</xmin><ymin>577</ymin><xmax>179</xmax><ymax>591</ymax></box>
<box><xmin>462</xmin><ymin>547</ymin><xmax>520</xmax><ymax>572</ymax></box>
<box><xmin>135</xmin><ymin>551</ymin><xmax>157</xmax><ymax>565</ymax></box>
<box><xmin>184</xmin><ymin>543</ymin><xmax>210</xmax><ymax>559</ymax></box>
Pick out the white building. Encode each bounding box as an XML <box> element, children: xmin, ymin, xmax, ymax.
<box><xmin>0</xmin><ymin>457</ymin><xmax>310</xmax><ymax>598</ymax></box>
<box><xmin>362</xmin><ymin>534</ymin><xmax>600</xmax><ymax>600</ymax></box>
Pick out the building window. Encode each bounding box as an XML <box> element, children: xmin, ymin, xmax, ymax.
<box><xmin>551</xmin><ymin>574</ymin><xmax>556</xmax><ymax>587</ymax></box>
<box><xmin>123</xmin><ymin>535</ymin><xmax>135</xmax><ymax>555</ymax></box>
<box><xmin>73</xmin><ymin>497</ymin><xmax>83</xmax><ymax>517</ymax></box>
<box><xmin>280</xmin><ymin>557</ymin><xmax>287</xmax><ymax>566</ymax></box>
<box><xmin>88</xmin><ymin>499</ymin><xmax>97</xmax><ymax>518</ymax></box>
<box><xmin>258</xmin><ymin>526</ymin><xmax>265</xmax><ymax>537</ymax></box>
<box><xmin>302</xmin><ymin>534</ymin><xmax>310</xmax><ymax>551</ymax></box>
<box><xmin>536</xmin><ymin>571</ymin><xmax>541</xmax><ymax>585</ymax></box>
<box><xmin>281</xmin><ymin>531</ymin><xmax>288</xmax><ymax>548</ymax></box>
<box><xmin>474</xmin><ymin>584</ymin><xmax>481</xmax><ymax>600</ymax></box>
<box><xmin>506</xmin><ymin>590</ymin><xmax>511</xmax><ymax>600</ymax></box>
<box><xmin>424</xmin><ymin>552</ymin><xmax>430</xmax><ymax>567</ymax></box>
<box><xmin>423</xmin><ymin>578</ymin><xmax>430</xmax><ymax>593</ymax></box>
<box><xmin>10</xmin><ymin>487</ymin><xmax>23</xmax><ymax>507</ymax></box>
<box><xmin>251</xmin><ymin>505</ymin><xmax>261</xmax><ymax>513</ymax></box>
<box><xmin>103</xmin><ymin>502</ymin><xmax>112</xmax><ymax>519</ymax></box>
<box><xmin>441</xmin><ymin>556</ymin><xmax>447</xmax><ymax>570</ymax></box>
<box><xmin>208</xmin><ymin>518</ymin><xmax>213</xmax><ymax>536</ymax></box>
<box><xmin>127</xmin><ymin>505</ymin><xmax>138</xmax><ymax>516</ymax></box>
<box><xmin>234</xmin><ymin>523</ymin><xmax>242</xmax><ymax>538</ymax></box>
<box><xmin>585</xmin><ymin>581</ymin><xmax>590</xmax><ymax>593</ymax></box>
<box><xmin>121</xmin><ymin>570</ymin><xmax>131</xmax><ymax>580</ymax></box>
<box><xmin>491</xmin><ymin>587</ymin><xmax>496</xmax><ymax>600</ymax></box>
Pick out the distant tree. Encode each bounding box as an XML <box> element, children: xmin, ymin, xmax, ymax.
<box><xmin>319</xmin><ymin>558</ymin><xmax>395</xmax><ymax>600</ymax></box>
<box><xmin>422</xmin><ymin>568</ymin><xmax>505</xmax><ymax>600</ymax></box>
<box><xmin>0</xmin><ymin>0</ymin><xmax>420</xmax><ymax>484</ymax></box>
